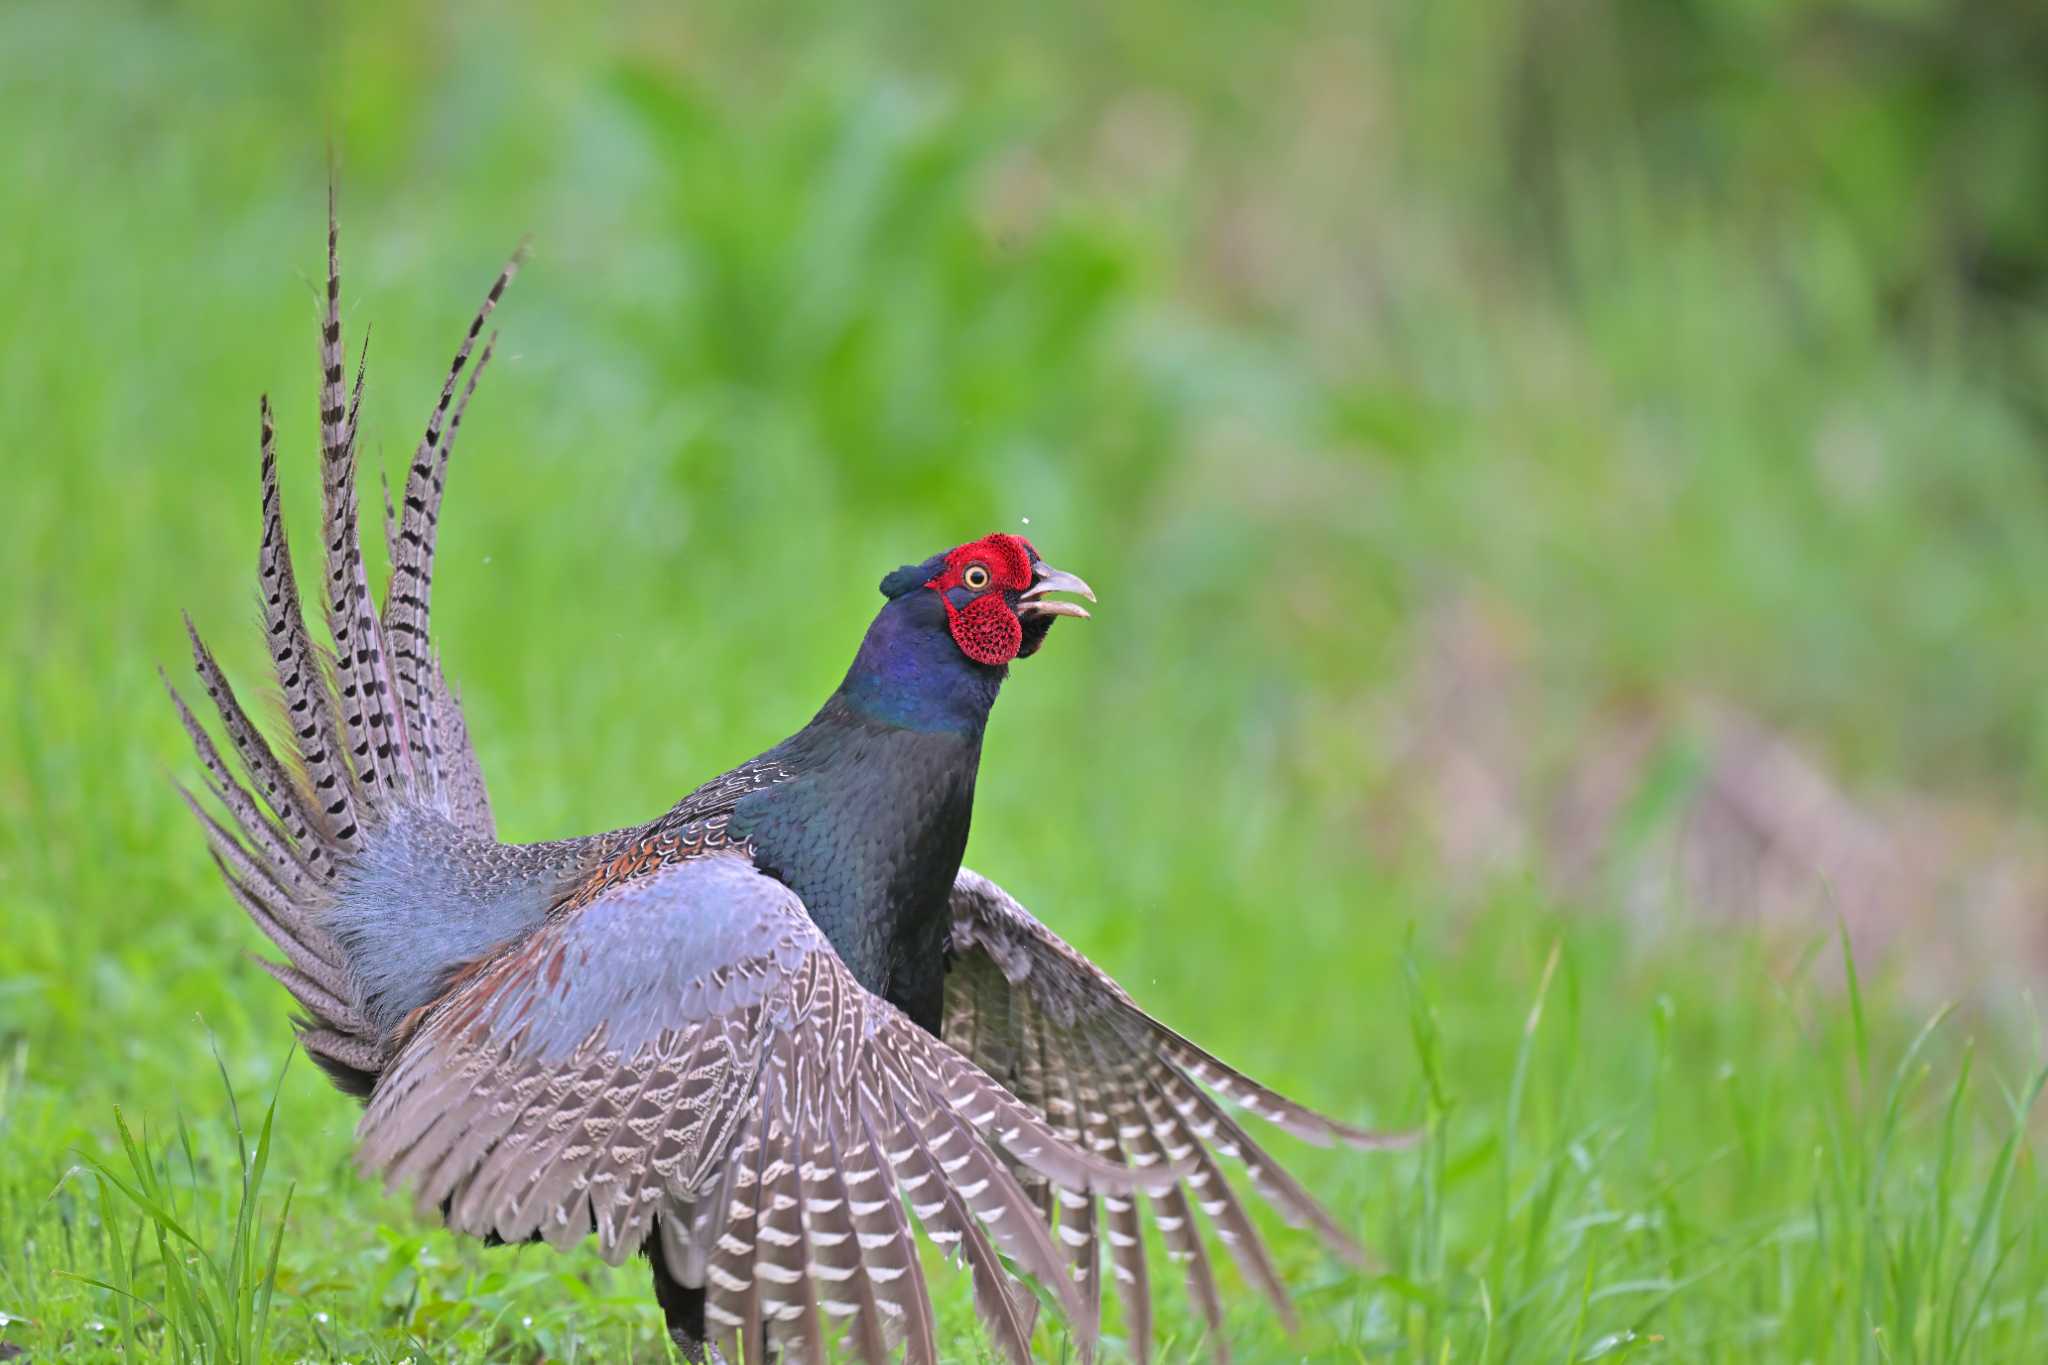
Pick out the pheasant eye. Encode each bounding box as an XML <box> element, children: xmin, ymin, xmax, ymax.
<box><xmin>962</xmin><ymin>563</ymin><xmax>992</xmax><ymax>591</ymax></box>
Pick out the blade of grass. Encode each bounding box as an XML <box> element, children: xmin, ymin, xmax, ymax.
<box><xmin>95</xmin><ymin>1167</ymin><xmax>138</xmax><ymax>1356</ymax></box>
<box><xmin>1941</xmin><ymin>1062</ymin><xmax>2048</xmax><ymax>1358</ymax></box>
<box><xmin>1839</xmin><ymin>919</ymin><xmax>1870</xmax><ymax>1098</ymax></box>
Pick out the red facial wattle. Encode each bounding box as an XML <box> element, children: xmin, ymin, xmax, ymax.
<box><xmin>924</xmin><ymin>533</ymin><xmax>1039</xmax><ymax>666</ymax></box>
<box><xmin>946</xmin><ymin>593</ymin><xmax>1025</xmax><ymax>665</ymax></box>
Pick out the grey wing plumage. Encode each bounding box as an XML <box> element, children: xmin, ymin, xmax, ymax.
<box><xmin>943</xmin><ymin>868</ymin><xmax>1416</xmax><ymax>1361</ymax></box>
<box><xmin>358</xmin><ymin>851</ymin><xmax>1149</xmax><ymax>1365</ymax></box>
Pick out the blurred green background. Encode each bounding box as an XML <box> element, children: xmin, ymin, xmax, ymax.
<box><xmin>4</xmin><ymin>0</ymin><xmax>2048</xmax><ymax>1359</ymax></box>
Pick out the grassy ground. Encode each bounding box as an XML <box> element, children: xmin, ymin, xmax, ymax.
<box><xmin>3</xmin><ymin>0</ymin><xmax>2047</xmax><ymax>1360</ymax></box>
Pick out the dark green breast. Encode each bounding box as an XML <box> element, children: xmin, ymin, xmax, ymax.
<box><xmin>725</xmin><ymin>700</ymin><xmax>983</xmax><ymax>1031</ymax></box>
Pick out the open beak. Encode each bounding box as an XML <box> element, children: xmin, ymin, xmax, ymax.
<box><xmin>1017</xmin><ymin>561</ymin><xmax>1096</xmax><ymax>620</ymax></box>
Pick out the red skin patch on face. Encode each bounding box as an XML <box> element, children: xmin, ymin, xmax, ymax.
<box><xmin>948</xmin><ymin>594</ymin><xmax>1023</xmax><ymax>665</ymax></box>
<box><xmin>925</xmin><ymin>533</ymin><xmax>1038</xmax><ymax>665</ymax></box>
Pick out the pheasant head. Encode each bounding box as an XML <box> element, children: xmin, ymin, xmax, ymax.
<box><xmin>841</xmin><ymin>534</ymin><xmax>1096</xmax><ymax>731</ymax></box>
<box><xmin>906</xmin><ymin>533</ymin><xmax>1094</xmax><ymax>664</ymax></box>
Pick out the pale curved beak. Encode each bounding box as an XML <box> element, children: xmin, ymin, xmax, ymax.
<box><xmin>1017</xmin><ymin>561</ymin><xmax>1096</xmax><ymax>620</ymax></box>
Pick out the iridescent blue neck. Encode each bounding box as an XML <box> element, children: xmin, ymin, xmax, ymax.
<box><xmin>833</xmin><ymin>590</ymin><xmax>1005</xmax><ymax>736</ymax></box>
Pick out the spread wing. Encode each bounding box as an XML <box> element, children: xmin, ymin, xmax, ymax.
<box><xmin>357</xmin><ymin>851</ymin><xmax>1147</xmax><ymax>1365</ymax></box>
<box><xmin>943</xmin><ymin>868</ymin><xmax>1415</xmax><ymax>1360</ymax></box>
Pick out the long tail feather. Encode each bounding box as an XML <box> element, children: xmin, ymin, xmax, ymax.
<box><xmin>248</xmin><ymin>953</ymin><xmax>371</xmax><ymax>1036</ymax></box>
<box><xmin>256</xmin><ymin>394</ymin><xmax>364</xmax><ymax>855</ymax></box>
<box><xmin>176</xmin><ymin>801</ymin><xmax>318</xmax><ymax>967</ymax></box>
<box><xmin>173</xmin><ymin>196</ymin><xmax>530</xmax><ymax>1113</ymax></box>
<box><xmin>317</xmin><ymin>198</ymin><xmax>409</xmax><ymax>809</ymax></box>
<box><xmin>386</xmin><ymin>243</ymin><xmax>520</xmax><ymax>812</ymax></box>
<box><xmin>426</xmin><ymin>662</ymin><xmax>494</xmax><ymax>837</ymax></box>
<box><xmin>300</xmin><ymin>1026</ymin><xmax>386</xmax><ymax>1078</ymax></box>
<box><xmin>162</xmin><ymin>664</ymin><xmax>316</xmax><ymax>897</ymax></box>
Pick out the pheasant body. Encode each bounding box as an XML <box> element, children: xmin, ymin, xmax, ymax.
<box><xmin>169</xmin><ymin>198</ymin><xmax>1412</xmax><ymax>1364</ymax></box>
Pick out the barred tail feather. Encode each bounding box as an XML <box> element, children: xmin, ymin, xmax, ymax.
<box><xmin>257</xmin><ymin>394</ymin><xmax>365</xmax><ymax>855</ymax></box>
<box><xmin>386</xmin><ymin>242</ymin><xmax>520</xmax><ymax>819</ymax></box>
<box><xmin>162</xmin><ymin>660</ymin><xmax>318</xmax><ymax>898</ymax></box>
<box><xmin>426</xmin><ymin>662</ymin><xmax>494</xmax><ymax>837</ymax></box>
<box><xmin>170</xmin><ymin>195</ymin><xmax>525</xmax><ymax>1098</ymax></box>
<box><xmin>318</xmin><ymin>198</ymin><xmax>411</xmax><ymax>807</ymax></box>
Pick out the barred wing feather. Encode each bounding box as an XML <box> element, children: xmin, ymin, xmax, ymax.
<box><xmin>358</xmin><ymin>852</ymin><xmax>1152</xmax><ymax>1365</ymax></box>
<box><xmin>944</xmin><ymin>869</ymin><xmax>1417</xmax><ymax>1362</ymax></box>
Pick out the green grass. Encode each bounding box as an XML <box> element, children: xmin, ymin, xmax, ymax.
<box><xmin>65</xmin><ymin>1042</ymin><xmax>296</xmax><ymax>1364</ymax></box>
<box><xmin>3</xmin><ymin>0</ymin><xmax>2047</xmax><ymax>1359</ymax></box>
